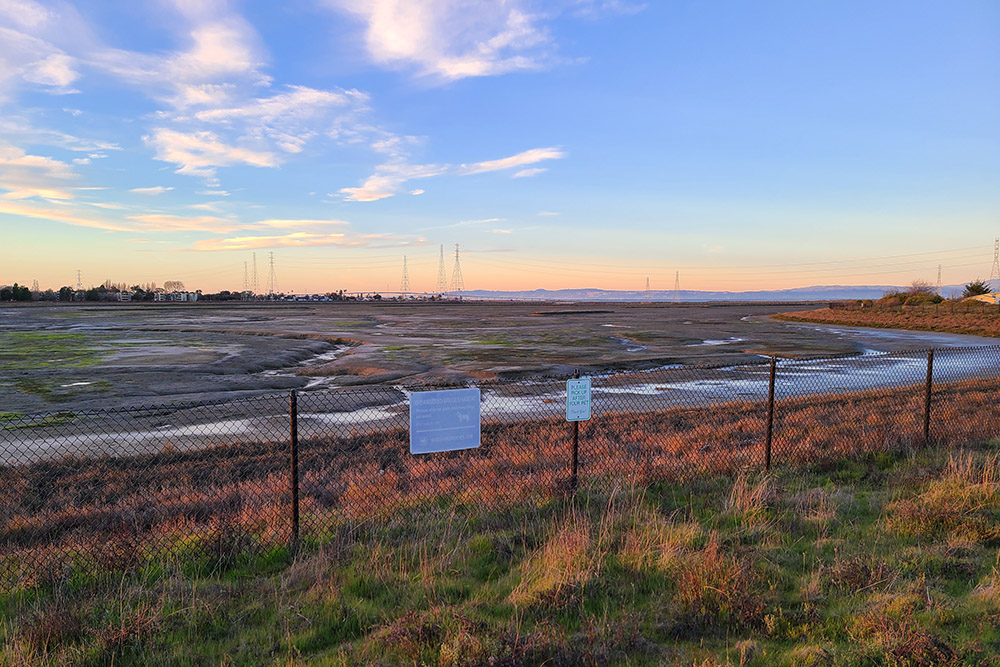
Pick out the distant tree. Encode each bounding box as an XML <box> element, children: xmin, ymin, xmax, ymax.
<box><xmin>962</xmin><ymin>278</ymin><xmax>992</xmax><ymax>298</ymax></box>
<box><xmin>163</xmin><ymin>280</ymin><xmax>185</xmax><ymax>292</ymax></box>
<box><xmin>908</xmin><ymin>279</ymin><xmax>935</xmax><ymax>295</ymax></box>
<box><xmin>58</xmin><ymin>286</ymin><xmax>74</xmax><ymax>301</ymax></box>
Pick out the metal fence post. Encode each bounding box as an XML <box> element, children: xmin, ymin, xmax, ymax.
<box><xmin>765</xmin><ymin>356</ymin><xmax>776</xmax><ymax>471</ymax></box>
<box><xmin>289</xmin><ymin>389</ymin><xmax>300</xmax><ymax>553</ymax></box>
<box><xmin>571</xmin><ymin>370</ymin><xmax>579</xmax><ymax>490</ymax></box>
<box><xmin>923</xmin><ymin>349</ymin><xmax>934</xmax><ymax>442</ymax></box>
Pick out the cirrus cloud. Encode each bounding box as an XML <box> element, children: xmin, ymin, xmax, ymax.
<box><xmin>459</xmin><ymin>146</ymin><xmax>565</xmax><ymax>175</ymax></box>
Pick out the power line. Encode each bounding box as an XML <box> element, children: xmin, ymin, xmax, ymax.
<box><xmin>472</xmin><ymin>250</ymin><xmax>988</xmax><ymax>279</ymax></box>
<box><xmin>602</xmin><ymin>244</ymin><xmax>988</xmax><ymax>271</ymax></box>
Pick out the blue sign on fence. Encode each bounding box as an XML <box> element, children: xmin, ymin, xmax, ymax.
<box><xmin>409</xmin><ymin>388</ymin><xmax>482</xmax><ymax>454</ymax></box>
<box><xmin>566</xmin><ymin>377</ymin><xmax>592</xmax><ymax>422</ymax></box>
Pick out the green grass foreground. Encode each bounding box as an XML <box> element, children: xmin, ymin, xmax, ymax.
<box><xmin>5</xmin><ymin>442</ymin><xmax>1000</xmax><ymax>666</ymax></box>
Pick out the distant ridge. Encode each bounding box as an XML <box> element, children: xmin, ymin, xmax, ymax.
<box><xmin>452</xmin><ymin>284</ymin><xmax>975</xmax><ymax>302</ymax></box>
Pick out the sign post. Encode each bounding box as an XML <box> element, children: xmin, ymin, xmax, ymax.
<box><xmin>409</xmin><ymin>388</ymin><xmax>481</xmax><ymax>454</ymax></box>
<box><xmin>566</xmin><ymin>376</ymin><xmax>591</xmax><ymax>489</ymax></box>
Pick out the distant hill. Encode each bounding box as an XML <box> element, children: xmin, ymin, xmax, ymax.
<box><xmin>452</xmin><ymin>284</ymin><xmax>976</xmax><ymax>302</ymax></box>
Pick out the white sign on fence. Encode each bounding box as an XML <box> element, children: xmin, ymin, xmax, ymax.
<box><xmin>409</xmin><ymin>388</ymin><xmax>482</xmax><ymax>454</ymax></box>
<box><xmin>566</xmin><ymin>377</ymin><xmax>592</xmax><ymax>422</ymax></box>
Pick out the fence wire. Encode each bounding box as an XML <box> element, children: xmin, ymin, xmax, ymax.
<box><xmin>4</xmin><ymin>345</ymin><xmax>1000</xmax><ymax>590</ymax></box>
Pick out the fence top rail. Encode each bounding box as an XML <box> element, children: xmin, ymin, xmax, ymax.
<box><xmin>2</xmin><ymin>344</ymin><xmax>998</xmax><ymax>422</ymax></box>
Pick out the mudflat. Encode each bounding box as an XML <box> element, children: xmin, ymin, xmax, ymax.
<box><xmin>0</xmin><ymin>300</ymin><xmax>962</xmax><ymax>412</ymax></box>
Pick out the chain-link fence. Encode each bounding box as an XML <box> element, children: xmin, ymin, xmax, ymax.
<box><xmin>4</xmin><ymin>345</ymin><xmax>1000</xmax><ymax>590</ymax></box>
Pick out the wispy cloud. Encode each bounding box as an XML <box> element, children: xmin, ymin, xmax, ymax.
<box><xmin>129</xmin><ymin>186</ymin><xmax>174</xmax><ymax>195</ymax></box>
<box><xmin>512</xmin><ymin>167</ymin><xmax>547</xmax><ymax>178</ymax></box>
<box><xmin>0</xmin><ymin>143</ymin><xmax>76</xmax><ymax>200</ymax></box>
<box><xmin>459</xmin><ymin>147</ymin><xmax>565</xmax><ymax>175</ymax></box>
<box><xmin>325</xmin><ymin>0</ymin><xmax>552</xmax><ymax>81</ymax></box>
<box><xmin>145</xmin><ymin>128</ymin><xmax>278</xmax><ymax>178</ymax></box>
<box><xmin>0</xmin><ymin>199</ymin><xmax>132</xmax><ymax>231</ymax></box>
<box><xmin>189</xmin><ymin>231</ymin><xmax>347</xmax><ymax>251</ymax></box>
<box><xmin>128</xmin><ymin>213</ymin><xmax>246</xmax><ymax>233</ymax></box>
<box><xmin>0</xmin><ymin>118</ymin><xmax>118</xmax><ymax>153</ymax></box>
<box><xmin>571</xmin><ymin>0</ymin><xmax>647</xmax><ymax>19</ymax></box>
<box><xmin>255</xmin><ymin>218</ymin><xmax>350</xmax><ymax>229</ymax></box>
<box><xmin>340</xmin><ymin>160</ymin><xmax>447</xmax><ymax>202</ymax></box>
<box><xmin>343</xmin><ymin>146</ymin><xmax>564</xmax><ymax>202</ymax></box>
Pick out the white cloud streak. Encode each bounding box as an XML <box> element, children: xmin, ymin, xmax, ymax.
<box><xmin>340</xmin><ymin>160</ymin><xmax>447</xmax><ymax>202</ymax></box>
<box><xmin>460</xmin><ymin>147</ymin><xmax>565</xmax><ymax>175</ymax></box>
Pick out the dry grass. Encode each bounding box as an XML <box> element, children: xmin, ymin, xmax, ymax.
<box><xmin>775</xmin><ymin>305</ymin><xmax>1000</xmax><ymax>339</ymax></box>
<box><xmin>886</xmin><ymin>449</ymin><xmax>1000</xmax><ymax>544</ymax></box>
<box><xmin>4</xmin><ymin>376</ymin><xmax>1000</xmax><ymax>591</ymax></box>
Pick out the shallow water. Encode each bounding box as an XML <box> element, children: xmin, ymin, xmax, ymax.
<box><xmin>5</xmin><ymin>323</ymin><xmax>999</xmax><ymax>463</ymax></box>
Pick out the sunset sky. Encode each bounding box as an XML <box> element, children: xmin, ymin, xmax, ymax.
<box><xmin>1</xmin><ymin>0</ymin><xmax>998</xmax><ymax>293</ymax></box>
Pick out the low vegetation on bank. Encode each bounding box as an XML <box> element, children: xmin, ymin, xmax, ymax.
<box><xmin>775</xmin><ymin>305</ymin><xmax>1000</xmax><ymax>339</ymax></box>
<box><xmin>4</xmin><ymin>439</ymin><xmax>1000</xmax><ymax>664</ymax></box>
<box><xmin>775</xmin><ymin>278</ymin><xmax>1000</xmax><ymax>339</ymax></box>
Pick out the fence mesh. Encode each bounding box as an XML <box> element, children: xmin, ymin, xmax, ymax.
<box><xmin>4</xmin><ymin>344</ymin><xmax>1000</xmax><ymax>590</ymax></box>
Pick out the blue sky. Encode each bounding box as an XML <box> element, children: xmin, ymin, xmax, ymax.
<box><xmin>0</xmin><ymin>0</ymin><xmax>997</xmax><ymax>293</ymax></box>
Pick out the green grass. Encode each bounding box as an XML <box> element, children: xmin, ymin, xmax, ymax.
<box><xmin>5</xmin><ymin>442</ymin><xmax>1000</xmax><ymax>664</ymax></box>
<box><xmin>0</xmin><ymin>332</ymin><xmax>104</xmax><ymax>370</ymax></box>
<box><xmin>0</xmin><ymin>411</ymin><xmax>77</xmax><ymax>430</ymax></box>
<box><xmin>8</xmin><ymin>378</ymin><xmax>111</xmax><ymax>403</ymax></box>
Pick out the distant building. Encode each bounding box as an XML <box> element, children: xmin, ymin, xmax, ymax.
<box><xmin>153</xmin><ymin>291</ymin><xmax>199</xmax><ymax>302</ymax></box>
<box><xmin>117</xmin><ymin>291</ymin><xmax>132</xmax><ymax>302</ymax></box>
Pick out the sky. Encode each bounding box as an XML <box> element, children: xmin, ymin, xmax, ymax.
<box><xmin>0</xmin><ymin>0</ymin><xmax>998</xmax><ymax>294</ymax></box>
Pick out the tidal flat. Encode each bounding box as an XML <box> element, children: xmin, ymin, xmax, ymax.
<box><xmin>1</xmin><ymin>300</ymin><xmax>996</xmax><ymax>413</ymax></box>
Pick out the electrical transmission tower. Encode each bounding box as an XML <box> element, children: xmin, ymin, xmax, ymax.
<box><xmin>937</xmin><ymin>265</ymin><xmax>942</xmax><ymax>295</ymax></box>
<box><xmin>266</xmin><ymin>252</ymin><xmax>278</xmax><ymax>297</ymax></box>
<box><xmin>673</xmin><ymin>271</ymin><xmax>681</xmax><ymax>304</ymax></box>
<box><xmin>75</xmin><ymin>270</ymin><xmax>82</xmax><ymax>291</ymax></box>
<box><xmin>251</xmin><ymin>253</ymin><xmax>259</xmax><ymax>295</ymax></box>
<box><xmin>31</xmin><ymin>279</ymin><xmax>39</xmax><ymax>293</ymax></box>
<box><xmin>991</xmin><ymin>239</ymin><xmax>1000</xmax><ymax>282</ymax></box>
<box><xmin>435</xmin><ymin>245</ymin><xmax>448</xmax><ymax>294</ymax></box>
<box><xmin>644</xmin><ymin>277</ymin><xmax>651</xmax><ymax>302</ymax></box>
<box><xmin>400</xmin><ymin>256</ymin><xmax>411</xmax><ymax>294</ymax></box>
<box><xmin>450</xmin><ymin>243</ymin><xmax>465</xmax><ymax>296</ymax></box>
<box><xmin>242</xmin><ymin>262</ymin><xmax>249</xmax><ymax>300</ymax></box>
